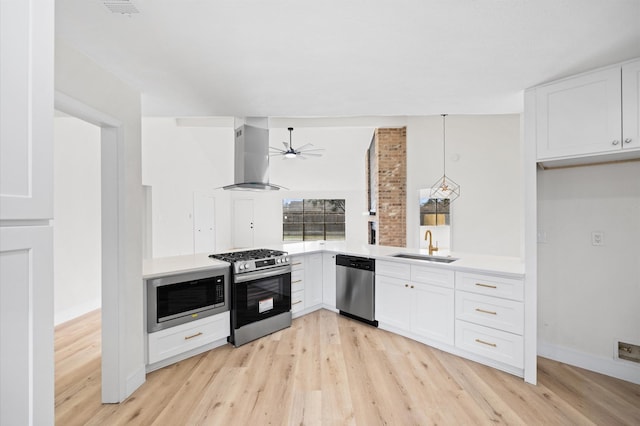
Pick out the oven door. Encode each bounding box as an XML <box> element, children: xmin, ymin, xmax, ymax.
<box><xmin>232</xmin><ymin>266</ymin><xmax>291</xmax><ymax>329</ymax></box>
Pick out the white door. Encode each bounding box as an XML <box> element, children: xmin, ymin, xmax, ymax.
<box><xmin>1</xmin><ymin>0</ymin><xmax>55</xmax><ymax>424</ymax></box>
<box><xmin>193</xmin><ymin>193</ymin><xmax>216</xmax><ymax>254</ymax></box>
<box><xmin>233</xmin><ymin>199</ymin><xmax>254</xmax><ymax>248</ymax></box>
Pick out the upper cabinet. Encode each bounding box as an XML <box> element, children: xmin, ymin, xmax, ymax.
<box><xmin>534</xmin><ymin>58</ymin><xmax>640</xmax><ymax>165</ymax></box>
<box><xmin>0</xmin><ymin>0</ymin><xmax>54</xmax><ymax>220</ymax></box>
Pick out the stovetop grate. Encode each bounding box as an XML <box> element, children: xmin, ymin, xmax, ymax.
<box><xmin>208</xmin><ymin>248</ymin><xmax>287</xmax><ymax>263</ymax></box>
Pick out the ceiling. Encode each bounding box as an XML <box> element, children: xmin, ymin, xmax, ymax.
<box><xmin>55</xmin><ymin>0</ymin><xmax>640</xmax><ymax>118</ymax></box>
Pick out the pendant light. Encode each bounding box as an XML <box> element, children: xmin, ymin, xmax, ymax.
<box><xmin>429</xmin><ymin>114</ymin><xmax>460</xmax><ymax>201</ymax></box>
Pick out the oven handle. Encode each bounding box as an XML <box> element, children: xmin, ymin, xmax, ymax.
<box><xmin>234</xmin><ymin>265</ymin><xmax>292</xmax><ymax>283</ymax></box>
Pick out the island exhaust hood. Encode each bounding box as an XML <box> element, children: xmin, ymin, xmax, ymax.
<box><xmin>222</xmin><ymin>124</ymin><xmax>287</xmax><ymax>191</ymax></box>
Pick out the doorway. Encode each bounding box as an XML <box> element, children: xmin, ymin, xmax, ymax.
<box><xmin>54</xmin><ymin>93</ymin><xmax>124</xmax><ymax>403</ymax></box>
<box><xmin>53</xmin><ymin>113</ymin><xmax>101</xmax><ymax>325</ymax></box>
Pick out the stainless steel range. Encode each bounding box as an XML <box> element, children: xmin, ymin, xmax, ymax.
<box><xmin>209</xmin><ymin>249</ymin><xmax>292</xmax><ymax>346</ymax></box>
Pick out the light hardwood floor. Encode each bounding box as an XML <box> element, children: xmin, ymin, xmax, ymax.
<box><xmin>55</xmin><ymin>309</ymin><xmax>640</xmax><ymax>425</ymax></box>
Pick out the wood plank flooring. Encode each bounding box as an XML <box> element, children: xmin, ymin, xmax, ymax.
<box><xmin>55</xmin><ymin>309</ymin><xmax>640</xmax><ymax>425</ymax></box>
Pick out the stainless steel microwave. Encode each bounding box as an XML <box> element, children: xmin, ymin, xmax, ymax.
<box><xmin>146</xmin><ymin>266</ymin><xmax>230</xmax><ymax>333</ymax></box>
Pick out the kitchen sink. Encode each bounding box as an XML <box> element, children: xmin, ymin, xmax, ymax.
<box><xmin>390</xmin><ymin>253</ymin><xmax>459</xmax><ymax>264</ymax></box>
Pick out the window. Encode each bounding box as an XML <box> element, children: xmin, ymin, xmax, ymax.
<box><xmin>283</xmin><ymin>199</ymin><xmax>345</xmax><ymax>241</ymax></box>
<box><xmin>419</xmin><ymin>198</ymin><xmax>450</xmax><ymax>226</ymax></box>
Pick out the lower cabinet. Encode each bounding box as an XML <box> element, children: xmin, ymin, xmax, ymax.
<box><xmin>147</xmin><ymin>312</ymin><xmax>230</xmax><ymax>365</ymax></box>
<box><xmin>454</xmin><ymin>271</ymin><xmax>525</xmax><ymax>370</ymax></box>
<box><xmin>322</xmin><ymin>252</ymin><xmax>337</xmax><ymax>309</ymax></box>
<box><xmin>376</xmin><ymin>261</ymin><xmax>454</xmax><ymax>346</ymax></box>
<box><xmin>305</xmin><ymin>253</ymin><xmax>323</xmax><ymax>310</ymax></box>
<box><xmin>455</xmin><ymin>321</ymin><xmax>524</xmax><ymax>369</ymax></box>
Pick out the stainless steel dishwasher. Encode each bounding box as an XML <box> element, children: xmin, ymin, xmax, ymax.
<box><xmin>336</xmin><ymin>255</ymin><xmax>378</xmax><ymax>327</ymax></box>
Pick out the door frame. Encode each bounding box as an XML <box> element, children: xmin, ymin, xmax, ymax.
<box><xmin>54</xmin><ymin>91</ymin><xmax>125</xmax><ymax>402</ymax></box>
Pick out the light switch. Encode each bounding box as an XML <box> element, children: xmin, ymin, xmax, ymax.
<box><xmin>591</xmin><ymin>231</ymin><xmax>604</xmax><ymax>246</ymax></box>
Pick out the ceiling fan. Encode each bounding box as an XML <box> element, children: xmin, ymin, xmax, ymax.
<box><xmin>270</xmin><ymin>127</ymin><xmax>324</xmax><ymax>159</ymax></box>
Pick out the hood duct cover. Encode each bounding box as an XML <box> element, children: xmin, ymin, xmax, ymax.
<box><xmin>223</xmin><ymin>124</ymin><xmax>286</xmax><ymax>191</ymax></box>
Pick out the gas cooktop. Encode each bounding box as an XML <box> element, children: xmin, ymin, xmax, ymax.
<box><xmin>209</xmin><ymin>248</ymin><xmax>290</xmax><ymax>274</ymax></box>
<box><xmin>208</xmin><ymin>248</ymin><xmax>287</xmax><ymax>263</ymax></box>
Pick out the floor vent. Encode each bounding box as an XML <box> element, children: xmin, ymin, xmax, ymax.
<box><xmin>618</xmin><ymin>341</ymin><xmax>640</xmax><ymax>364</ymax></box>
<box><xmin>102</xmin><ymin>0</ymin><xmax>139</xmax><ymax>14</ymax></box>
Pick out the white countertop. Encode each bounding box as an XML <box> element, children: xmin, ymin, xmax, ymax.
<box><xmin>143</xmin><ymin>241</ymin><xmax>524</xmax><ymax>279</ymax></box>
<box><xmin>143</xmin><ymin>253</ymin><xmax>230</xmax><ymax>279</ymax></box>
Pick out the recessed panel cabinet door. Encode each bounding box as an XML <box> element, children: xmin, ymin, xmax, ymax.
<box><xmin>536</xmin><ymin>67</ymin><xmax>621</xmax><ymax>160</ymax></box>
<box><xmin>0</xmin><ymin>0</ymin><xmax>54</xmax><ymax>220</ymax></box>
<box><xmin>411</xmin><ymin>283</ymin><xmax>454</xmax><ymax>345</ymax></box>
<box><xmin>375</xmin><ymin>275</ymin><xmax>410</xmax><ymax>331</ymax></box>
<box><xmin>0</xmin><ymin>226</ymin><xmax>53</xmax><ymax>426</ymax></box>
<box><xmin>622</xmin><ymin>59</ymin><xmax>640</xmax><ymax>152</ymax></box>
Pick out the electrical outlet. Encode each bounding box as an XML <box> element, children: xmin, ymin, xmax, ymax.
<box><xmin>591</xmin><ymin>231</ymin><xmax>604</xmax><ymax>246</ymax></box>
<box><xmin>537</xmin><ymin>230</ymin><xmax>547</xmax><ymax>243</ymax></box>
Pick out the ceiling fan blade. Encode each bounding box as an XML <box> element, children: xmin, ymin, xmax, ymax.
<box><xmin>270</xmin><ymin>146</ymin><xmax>286</xmax><ymax>152</ymax></box>
<box><xmin>301</xmin><ymin>148</ymin><xmax>325</xmax><ymax>153</ymax></box>
<box><xmin>301</xmin><ymin>152</ymin><xmax>322</xmax><ymax>157</ymax></box>
<box><xmin>295</xmin><ymin>143</ymin><xmax>313</xmax><ymax>151</ymax></box>
<box><xmin>282</xmin><ymin>141</ymin><xmax>289</xmax><ymax>149</ymax></box>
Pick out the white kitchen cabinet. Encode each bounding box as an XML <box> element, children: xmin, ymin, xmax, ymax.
<box><xmin>1</xmin><ymin>0</ymin><xmax>54</xmax><ymax>424</ymax></box>
<box><xmin>535</xmin><ymin>58</ymin><xmax>640</xmax><ymax>162</ymax></box>
<box><xmin>0</xmin><ymin>0</ymin><xmax>54</xmax><ymax>221</ymax></box>
<box><xmin>322</xmin><ymin>252</ymin><xmax>337</xmax><ymax>309</ymax></box>
<box><xmin>376</xmin><ymin>260</ymin><xmax>454</xmax><ymax>345</ymax></box>
<box><xmin>455</xmin><ymin>271</ymin><xmax>525</xmax><ymax>370</ymax></box>
<box><xmin>411</xmin><ymin>282</ymin><xmax>454</xmax><ymax>344</ymax></box>
<box><xmin>1</xmin><ymin>226</ymin><xmax>53</xmax><ymax>426</ymax></box>
<box><xmin>305</xmin><ymin>253</ymin><xmax>323</xmax><ymax>310</ymax></box>
<box><xmin>375</xmin><ymin>275</ymin><xmax>411</xmax><ymax>330</ymax></box>
<box><xmin>290</xmin><ymin>255</ymin><xmax>305</xmax><ymax>316</ymax></box>
<box><xmin>147</xmin><ymin>312</ymin><xmax>229</xmax><ymax>365</ymax></box>
<box><xmin>622</xmin><ymin>59</ymin><xmax>640</xmax><ymax>151</ymax></box>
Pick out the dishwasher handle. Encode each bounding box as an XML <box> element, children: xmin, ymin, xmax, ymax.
<box><xmin>336</xmin><ymin>255</ymin><xmax>375</xmax><ymax>271</ymax></box>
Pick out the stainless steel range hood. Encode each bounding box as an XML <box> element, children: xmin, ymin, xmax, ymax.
<box><xmin>223</xmin><ymin>124</ymin><xmax>287</xmax><ymax>191</ymax></box>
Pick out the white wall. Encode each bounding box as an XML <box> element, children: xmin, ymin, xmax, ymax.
<box><xmin>406</xmin><ymin>115</ymin><xmax>522</xmax><ymax>256</ymax></box>
<box><xmin>142</xmin><ymin>118</ymin><xmax>234</xmax><ymax>256</ymax></box>
<box><xmin>142</xmin><ymin>119</ymin><xmax>374</xmax><ymax>255</ymax></box>
<box><xmin>53</xmin><ymin>116</ymin><xmax>101</xmax><ymax>325</ymax></box>
<box><xmin>538</xmin><ymin>162</ymin><xmax>640</xmax><ymax>364</ymax></box>
<box><xmin>55</xmin><ymin>38</ymin><xmax>144</xmax><ymax>401</ymax></box>
<box><xmin>143</xmin><ymin>116</ymin><xmax>523</xmax><ymax>258</ymax></box>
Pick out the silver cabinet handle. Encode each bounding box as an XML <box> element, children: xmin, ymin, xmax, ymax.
<box><xmin>612</xmin><ymin>140</ymin><xmax>620</xmax><ymax>145</ymax></box>
<box><xmin>624</xmin><ymin>138</ymin><xmax>632</xmax><ymax>144</ymax></box>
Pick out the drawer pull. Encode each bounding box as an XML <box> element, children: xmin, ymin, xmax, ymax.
<box><xmin>475</xmin><ymin>338</ymin><xmax>497</xmax><ymax>347</ymax></box>
<box><xmin>184</xmin><ymin>332</ymin><xmax>203</xmax><ymax>340</ymax></box>
<box><xmin>475</xmin><ymin>308</ymin><xmax>497</xmax><ymax>315</ymax></box>
<box><xmin>292</xmin><ymin>300</ymin><xmax>303</xmax><ymax>305</ymax></box>
<box><xmin>292</xmin><ymin>262</ymin><xmax>302</xmax><ymax>266</ymax></box>
<box><xmin>292</xmin><ymin>280</ymin><xmax>303</xmax><ymax>284</ymax></box>
<box><xmin>475</xmin><ymin>283</ymin><xmax>497</xmax><ymax>289</ymax></box>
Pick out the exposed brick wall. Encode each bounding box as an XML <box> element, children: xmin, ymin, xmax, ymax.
<box><xmin>373</xmin><ymin>127</ymin><xmax>406</xmax><ymax>247</ymax></box>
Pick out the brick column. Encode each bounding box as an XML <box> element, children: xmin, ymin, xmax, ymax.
<box><xmin>374</xmin><ymin>127</ymin><xmax>406</xmax><ymax>247</ymax></box>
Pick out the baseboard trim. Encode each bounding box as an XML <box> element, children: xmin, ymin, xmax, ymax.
<box><xmin>538</xmin><ymin>340</ymin><xmax>640</xmax><ymax>385</ymax></box>
<box><xmin>54</xmin><ymin>300</ymin><xmax>101</xmax><ymax>326</ymax></box>
<box><xmin>125</xmin><ymin>365</ymin><xmax>146</xmax><ymax>401</ymax></box>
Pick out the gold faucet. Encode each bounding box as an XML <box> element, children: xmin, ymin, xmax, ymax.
<box><xmin>424</xmin><ymin>230</ymin><xmax>439</xmax><ymax>255</ymax></box>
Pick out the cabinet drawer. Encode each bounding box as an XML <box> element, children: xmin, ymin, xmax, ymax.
<box><xmin>455</xmin><ymin>320</ymin><xmax>523</xmax><ymax>369</ymax></box>
<box><xmin>456</xmin><ymin>291</ymin><xmax>524</xmax><ymax>335</ymax></box>
<box><xmin>376</xmin><ymin>260</ymin><xmax>410</xmax><ymax>280</ymax></box>
<box><xmin>291</xmin><ymin>256</ymin><xmax>305</xmax><ymax>270</ymax></box>
<box><xmin>456</xmin><ymin>272</ymin><xmax>524</xmax><ymax>301</ymax></box>
<box><xmin>148</xmin><ymin>312</ymin><xmax>230</xmax><ymax>364</ymax></box>
<box><xmin>411</xmin><ymin>265</ymin><xmax>454</xmax><ymax>289</ymax></box>
<box><xmin>292</xmin><ymin>290</ymin><xmax>305</xmax><ymax>314</ymax></box>
<box><xmin>291</xmin><ymin>269</ymin><xmax>305</xmax><ymax>292</ymax></box>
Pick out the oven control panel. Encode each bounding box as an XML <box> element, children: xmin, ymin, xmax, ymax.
<box><xmin>235</xmin><ymin>255</ymin><xmax>291</xmax><ymax>274</ymax></box>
